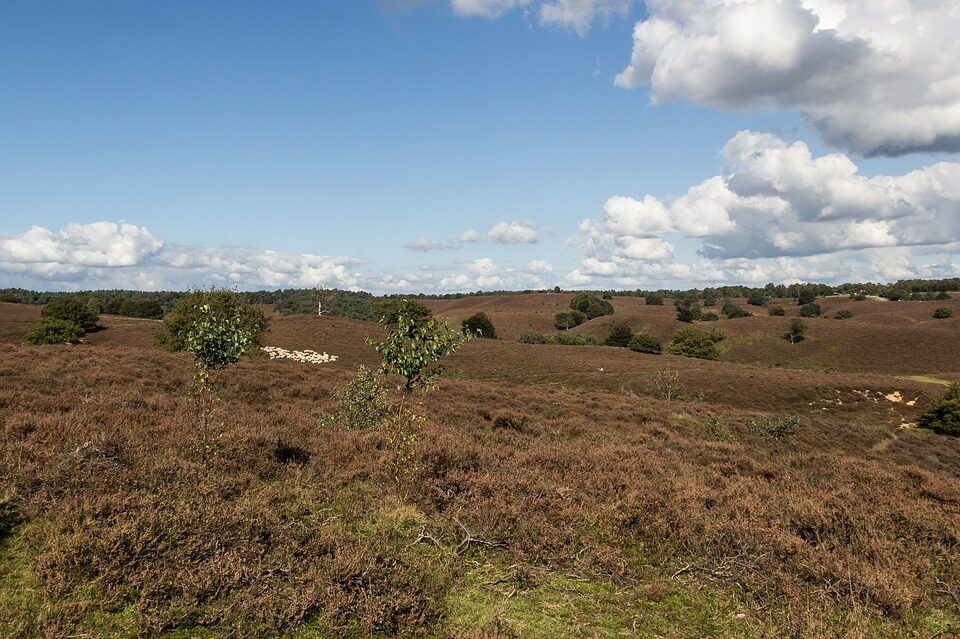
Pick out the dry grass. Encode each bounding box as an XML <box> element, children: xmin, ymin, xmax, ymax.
<box><xmin>1</xmin><ymin>301</ymin><xmax>959</xmax><ymax>637</ymax></box>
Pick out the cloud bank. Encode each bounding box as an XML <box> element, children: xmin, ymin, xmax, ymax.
<box><xmin>615</xmin><ymin>0</ymin><xmax>960</xmax><ymax>156</ymax></box>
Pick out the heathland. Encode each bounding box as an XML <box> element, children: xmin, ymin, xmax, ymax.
<box><xmin>1</xmin><ymin>288</ymin><xmax>959</xmax><ymax>638</ymax></box>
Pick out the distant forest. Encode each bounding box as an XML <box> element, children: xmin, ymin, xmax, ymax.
<box><xmin>1</xmin><ymin>277</ymin><xmax>958</xmax><ymax>321</ymax></box>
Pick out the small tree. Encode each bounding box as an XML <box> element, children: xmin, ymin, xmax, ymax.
<box><xmin>785</xmin><ymin>318</ymin><xmax>807</xmax><ymax>343</ymax></box>
<box><xmin>554</xmin><ymin>310</ymin><xmax>587</xmax><ymax>330</ymax></box>
<box><xmin>917</xmin><ymin>383</ymin><xmax>960</xmax><ymax>436</ymax></box>
<box><xmin>462</xmin><ymin>311</ymin><xmax>497</xmax><ymax>339</ymax></box>
<box><xmin>367</xmin><ymin>311</ymin><xmax>473</xmax><ymax>393</ymax></box>
<box><xmin>675</xmin><ymin>295</ymin><xmax>701</xmax><ymax>323</ymax></box>
<box><xmin>377</xmin><ymin>298</ymin><xmax>432</xmax><ymax>326</ymax></box>
<box><xmin>186</xmin><ymin>304</ymin><xmax>256</xmax><ymax>462</ymax></box>
<box><xmin>797</xmin><ymin>287</ymin><xmax>817</xmax><ymax>305</ymax></box>
<box><xmin>767</xmin><ymin>304</ymin><xmax>785</xmax><ymax>316</ymax></box>
<box><xmin>605</xmin><ymin>322</ymin><xmax>633</xmax><ymax>347</ymax></box>
<box><xmin>666</xmin><ymin>327</ymin><xmax>719</xmax><ymax>360</ymax></box>
<box><xmin>156</xmin><ymin>288</ymin><xmax>268</xmax><ymax>352</ymax></box>
<box><xmin>570</xmin><ymin>293</ymin><xmax>614</xmax><ymax>319</ymax></box>
<box><xmin>798</xmin><ymin>302</ymin><xmax>822</xmax><ymax>317</ymax></box>
<box><xmin>722</xmin><ymin>301</ymin><xmax>751</xmax><ymax>319</ymax></box>
<box><xmin>834</xmin><ymin>309</ymin><xmax>853</xmax><ymax>320</ymax></box>
<box><xmin>645</xmin><ymin>292</ymin><xmax>664</xmax><ymax>306</ymax></box>
<box><xmin>933</xmin><ymin>307</ymin><xmax>953</xmax><ymax>319</ymax></box>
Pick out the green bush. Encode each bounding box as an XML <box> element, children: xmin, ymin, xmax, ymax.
<box><xmin>40</xmin><ymin>296</ymin><xmax>99</xmax><ymax>332</ymax></box>
<box><xmin>674</xmin><ymin>295</ymin><xmax>701</xmax><ymax>323</ymax></box>
<box><xmin>517</xmin><ymin>329</ymin><xmax>552</xmax><ymax>344</ymax></box>
<box><xmin>767</xmin><ymin>304</ymin><xmax>785</xmax><ymax>316</ymax></box>
<box><xmin>746</xmin><ymin>291</ymin><xmax>768</xmax><ymax>306</ymax></box>
<box><xmin>570</xmin><ymin>293</ymin><xmax>614</xmax><ymax>319</ymax></box>
<box><xmin>722</xmin><ymin>301</ymin><xmax>751</xmax><ymax>319</ymax></box>
<box><xmin>377</xmin><ymin>298</ymin><xmax>433</xmax><ymax>326</ymax></box>
<box><xmin>666</xmin><ymin>327</ymin><xmax>720</xmax><ymax>360</ymax></box>
<box><xmin>645</xmin><ymin>293</ymin><xmax>664</xmax><ymax>306</ymax></box>
<box><xmin>850</xmin><ymin>293</ymin><xmax>867</xmax><ymax>301</ymax></box>
<box><xmin>834</xmin><ymin>309</ymin><xmax>853</xmax><ymax>320</ymax></box>
<box><xmin>462</xmin><ymin>311</ymin><xmax>497</xmax><ymax>339</ymax></box>
<box><xmin>700</xmin><ymin>311</ymin><xmax>719</xmax><ymax>321</ymax></box>
<box><xmin>155</xmin><ymin>289</ymin><xmax>268</xmax><ymax>352</ymax></box>
<box><xmin>322</xmin><ymin>365</ymin><xmax>391</xmax><ymax>430</ymax></box>
<box><xmin>917</xmin><ymin>383</ymin><xmax>960</xmax><ymax>436</ymax></box>
<box><xmin>628</xmin><ymin>333</ymin><xmax>662</xmax><ymax>354</ymax></box>
<box><xmin>748</xmin><ymin>415</ymin><xmax>801</xmax><ymax>439</ymax></box>
<box><xmin>798</xmin><ymin>303</ymin><xmax>822</xmax><ymax>317</ymax></box>
<box><xmin>933</xmin><ymin>307</ymin><xmax>953</xmax><ymax>319</ymax></box>
<box><xmin>186</xmin><ymin>304</ymin><xmax>256</xmax><ymax>372</ymax></box>
<box><xmin>797</xmin><ymin>287</ymin><xmax>817</xmax><ymax>305</ymax></box>
<box><xmin>935</xmin><ymin>291</ymin><xmax>951</xmax><ymax>300</ymax></box>
<box><xmin>554</xmin><ymin>332</ymin><xmax>600</xmax><ymax>346</ymax></box>
<box><xmin>604</xmin><ymin>322</ymin><xmax>633</xmax><ymax>347</ymax></box>
<box><xmin>554</xmin><ymin>310</ymin><xmax>587</xmax><ymax>330</ymax></box>
<box><xmin>25</xmin><ymin>318</ymin><xmax>85</xmax><ymax>345</ymax></box>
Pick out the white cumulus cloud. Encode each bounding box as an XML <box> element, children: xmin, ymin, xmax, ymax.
<box><xmin>614</xmin><ymin>0</ymin><xmax>960</xmax><ymax>156</ymax></box>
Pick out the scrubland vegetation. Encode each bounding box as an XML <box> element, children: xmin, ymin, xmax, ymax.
<box><xmin>2</xmin><ymin>281</ymin><xmax>960</xmax><ymax>638</ymax></box>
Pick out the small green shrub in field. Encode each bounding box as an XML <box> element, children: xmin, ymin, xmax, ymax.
<box><xmin>645</xmin><ymin>292</ymin><xmax>664</xmax><ymax>305</ymax></box>
<box><xmin>748</xmin><ymin>414</ymin><xmax>801</xmax><ymax>439</ymax></box>
<box><xmin>666</xmin><ymin>327</ymin><xmax>719</xmax><ymax>360</ymax></box>
<box><xmin>785</xmin><ymin>318</ymin><xmax>807</xmax><ymax>343</ymax></box>
<box><xmin>628</xmin><ymin>332</ymin><xmax>662</xmax><ymax>354</ymax></box>
<box><xmin>798</xmin><ymin>302</ymin><xmax>822</xmax><ymax>317</ymax></box>
<box><xmin>850</xmin><ymin>293</ymin><xmax>867</xmax><ymax>301</ymax></box>
<box><xmin>917</xmin><ymin>383</ymin><xmax>960</xmax><ymax>436</ymax></box>
<box><xmin>323</xmin><ymin>365</ymin><xmax>390</xmax><ymax>430</ymax></box>
<box><xmin>722</xmin><ymin>302</ymin><xmax>751</xmax><ymax>319</ymax></box>
<box><xmin>674</xmin><ymin>295</ymin><xmax>701</xmax><ymax>323</ymax></box>
<box><xmin>462</xmin><ymin>311</ymin><xmax>497</xmax><ymax>339</ymax></box>
<box><xmin>40</xmin><ymin>295</ymin><xmax>99</xmax><ymax>332</ymax></box>
<box><xmin>933</xmin><ymin>306</ymin><xmax>953</xmax><ymax>319</ymax></box>
<box><xmin>518</xmin><ymin>329</ymin><xmax>552</xmax><ymax>344</ymax></box>
<box><xmin>25</xmin><ymin>318</ymin><xmax>85</xmax><ymax>345</ymax></box>
<box><xmin>604</xmin><ymin>322</ymin><xmax>633</xmax><ymax>347</ymax></box>
<box><xmin>554</xmin><ymin>332</ymin><xmax>600</xmax><ymax>346</ymax></box>
<box><xmin>767</xmin><ymin>304</ymin><xmax>785</xmax><ymax>316</ymax></box>
<box><xmin>834</xmin><ymin>309</ymin><xmax>853</xmax><ymax>320</ymax></box>
<box><xmin>570</xmin><ymin>292</ymin><xmax>614</xmax><ymax>319</ymax></box>
<box><xmin>935</xmin><ymin>291</ymin><xmax>951</xmax><ymax>300</ymax></box>
<box><xmin>700</xmin><ymin>311</ymin><xmax>719</xmax><ymax>321</ymax></box>
<box><xmin>707</xmin><ymin>327</ymin><xmax>726</xmax><ymax>343</ymax></box>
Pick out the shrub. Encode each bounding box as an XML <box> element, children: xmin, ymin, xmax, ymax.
<box><xmin>156</xmin><ymin>288</ymin><xmax>268</xmax><ymax>352</ymax></box>
<box><xmin>834</xmin><ymin>309</ymin><xmax>853</xmax><ymax>320</ymax></box>
<box><xmin>798</xmin><ymin>303</ymin><xmax>822</xmax><ymax>317</ymax></box>
<box><xmin>462</xmin><ymin>311</ymin><xmax>497</xmax><ymax>339</ymax></box>
<box><xmin>748</xmin><ymin>415</ymin><xmax>801</xmax><ymax>439</ymax></box>
<box><xmin>40</xmin><ymin>296</ymin><xmax>99</xmax><ymax>332</ymax></box>
<box><xmin>666</xmin><ymin>327</ymin><xmax>720</xmax><ymax>360</ymax></box>
<box><xmin>645</xmin><ymin>293</ymin><xmax>664</xmax><ymax>306</ymax></box>
<box><xmin>323</xmin><ymin>365</ymin><xmax>390</xmax><ymax>430</ymax></box>
<box><xmin>604</xmin><ymin>322</ymin><xmax>633</xmax><ymax>347</ymax></box>
<box><xmin>570</xmin><ymin>293</ymin><xmax>614</xmax><ymax>319</ymax></box>
<box><xmin>746</xmin><ymin>291</ymin><xmax>767</xmax><ymax>306</ymax></box>
<box><xmin>674</xmin><ymin>295</ymin><xmax>701</xmax><ymax>323</ymax></box>
<box><xmin>707</xmin><ymin>327</ymin><xmax>726</xmax><ymax>343</ymax></box>
<box><xmin>702</xmin><ymin>289</ymin><xmax>718</xmax><ymax>306</ymax></box>
<box><xmin>517</xmin><ymin>329</ymin><xmax>552</xmax><ymax>344</ymax></box>
<box><xmin>25</xmin><ymin>318</ymin><xmax>85</xmax><ymax>345</ymax></box>
<box><xmin>700</xmin><ymin>311</ymin><xmax>719</xmax><ymax>321</ymax></box>
<box><xmin>797</xmin><ymin>287</ymin><xmax>817</xmax><ymax>305</ymax></box>
<box><xmin>554</xmin><ymin>309</ymin><xmax>587</xmax><ymax>330</ymax></box>
<box><xmin>935</xmin><ymin>291</ymin><xmax>951</xmax><ymax>300</ymax></box>
<box><xmin>933</xmin><ymin>307</ymin><xmax>953</xmax><ymax>319</ymax></box>
<box><xmin>768</xmin><ymin>304</ymin><xmax>786</xmax><ymax>316</ymax></box>
<box><xmin>629</xmin><ymin>332</ymin><xmax>662</xmax><ymax>354</ymax></box>
<box><xmin>722</xmin><ymin>301</ymin><xmax>751</xmax><ymax>319</ymax></box>
<box><xmin>917</xmin><ymin>383</ymin><xmax>960</xmax><ymax>436</ymax></box>
<box><xmin>785</xmin><ymin>318</ymin><xmax>807</xmax><ymax>343</ymax></box>
<box><xmin>850</xmin><ymin>293</ymin><xmax>867</xmax><ymax>301</ymax></box>
<box><xmin>554</xmin><ymin>332</ymin><xmax>600</xmax><ymax>346</ymax></box>
<box><xmin>377</xmin><ymin>298</ymin><xmax>432</xmax><ymax>326</ymax></box>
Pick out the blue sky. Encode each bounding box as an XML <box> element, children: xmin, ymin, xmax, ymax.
<box><xmin>1</xmin><ymin>0</ymin><xmax>958</xmax><ymax>292</ymax></box>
